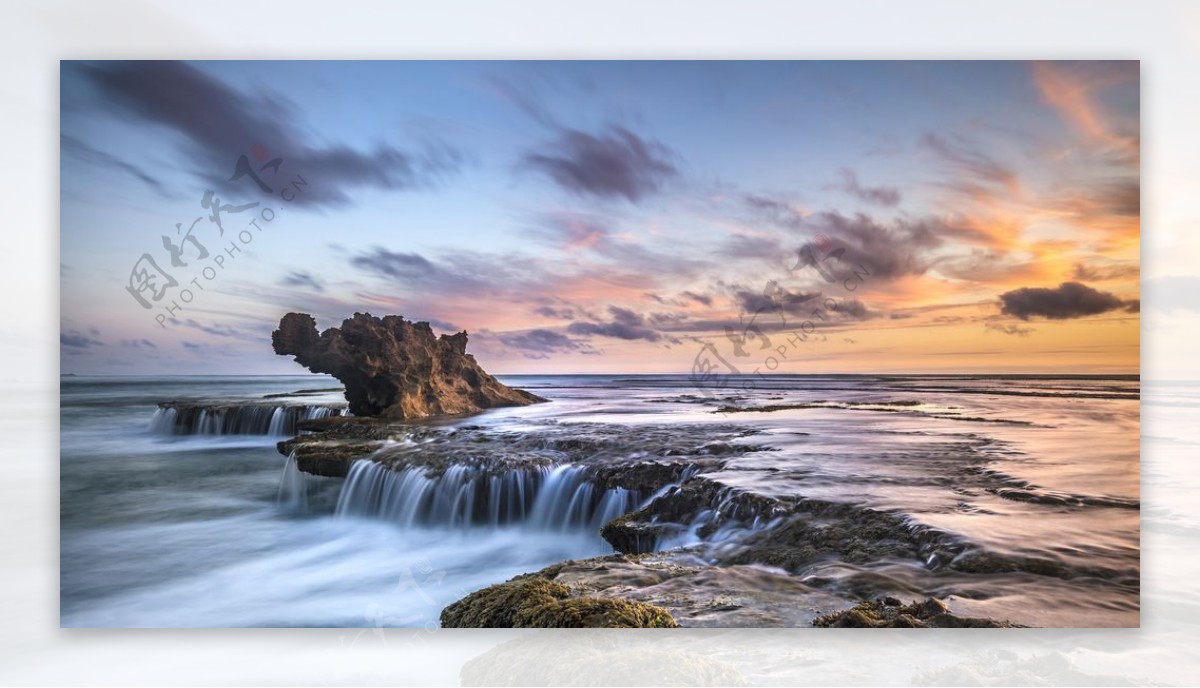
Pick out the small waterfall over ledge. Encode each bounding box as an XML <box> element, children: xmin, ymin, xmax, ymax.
<box><xmin>334</xmin><ymin>460</ymin><xmax>639</xmax><ymax>531</ymax></box>
<box><xmin>152</xmin><ymin>404</ymin><xmax>347</xmax><ymax>436</ymax></box>
<box><xmin>277</xmin><ymin>451</ymin><xmax>344</xmax><ymax>512</ymax></box>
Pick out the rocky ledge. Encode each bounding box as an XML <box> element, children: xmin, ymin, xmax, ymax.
<box><xmin>272</xmin><ymin>312</ymin><xmax>546</xmax><ymax>419</ymax></box>
<box><xmin>440</xmin><ymin>553</ymin><xmax>1021</xmax><ymax>629</ymax></box>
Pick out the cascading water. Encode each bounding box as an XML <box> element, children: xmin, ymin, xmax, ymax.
<box><xmin>277</xmin><ymin>451</ymin><xmax>344</xmax><ymax>512</ymax></box>
<box><xmin>334</xmin><ymin>460</ymin><xmax>639</xmax><ymax>532</ymax></box>
<box><xmin>151</xmin><ymin>404</ymin><xmax>346</xmax><ymax>436</ymax></box>
<box><xmin>277</xmin><ymin>452</ymin><xmax>310</xmax><ymax>511</ymax></box>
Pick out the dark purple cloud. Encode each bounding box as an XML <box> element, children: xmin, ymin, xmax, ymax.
<box><xmin>567</xmin><ymin>305</ymin><xmax>663</xmax><ymax>342</ymax></box>
<box><xmin>734</xmin><ymin>287</ymin><xmax>820</xmax><ymax>316</ymax></box>
<box><xmin>77</xmin><ymin>61</ymin><xmax>462</xmax><ymax>208</ymax></box>
<box><xmin>834</xmin><ymin>297</ymin><xmax>876</xmax><ymax>320</ymax></box>
<box><xmin>999</xmin><ymin>281</ymin><xmax>1134</xmax><ymax>320</ymax></box>
<box><xmin>523</xmin><ymin>125</ymin><xmax>677</xmax><ymax>202</ymax></box>
<box><xmin>533</xmin><ymin>305</ymin><xmax>575</xmax><ymax>320</ymax></box>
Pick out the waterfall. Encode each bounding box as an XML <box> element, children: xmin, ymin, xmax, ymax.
<box><xmin>151</xmin><ymin>404</ymin><xmax>346</xmax><ymax>436</ymax></box>
<box><xmin>277</xmin><ymin>452</ymin><xmax>310</xmax><ymax>511</ymax></box>
<box><xmin>334</xmin><ymin>460</ymin><xmax>639</xmax><ymax>531</ymax></box>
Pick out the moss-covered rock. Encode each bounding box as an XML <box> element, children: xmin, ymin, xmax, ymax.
<box><xmin>440</xmin><ymin>576</ymin><xmax>678</xmax><ymax>628</ymax></box>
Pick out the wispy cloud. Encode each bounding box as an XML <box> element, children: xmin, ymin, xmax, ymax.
<box><xmin>836</xmin><ymin>169</ymin><xmax>900</xmax><ymax>207</ymax></box>
<box><xmin>60</xmin><ymin>135</ymin><xmax>171</xmax><ymax>197</ymax></box>
<box><xmin>280</xmin><ymin>271</ymin><xmax>325</xmax><ymax>292</ymax></box>
<box><xmin>1032</xmin><ymin>61</ymin><xmax>1139</xmax><ymax>164</ymax></box>
<box><xmin>497</xmin><ymin>328</ymin><xmax>595</xmax><ymax>359</ymax></box>
<box><xmin>61</xmin><ymin>331</ymin><xmax>104</xmax><ymax>348</ymax></box>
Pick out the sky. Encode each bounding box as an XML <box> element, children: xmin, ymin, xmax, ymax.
<box><xmin>59</xmin><ymin>60</ymin><xmax>1140</xmax><ymax>375</ymax></box>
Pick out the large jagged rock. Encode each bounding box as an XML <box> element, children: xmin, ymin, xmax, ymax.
<box><xmin>271</xmin><ymin>312</ymin><xmax>546</xmax><ymax>419</ymax></box>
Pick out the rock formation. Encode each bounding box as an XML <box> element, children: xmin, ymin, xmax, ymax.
<box><xmin>271</xmin><ymin>312</ymin><xmax>546</xmax><ymax>419</ymax></box>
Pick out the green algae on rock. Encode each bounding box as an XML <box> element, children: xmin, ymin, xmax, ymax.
<box><xmin>440</xmin><ymin>576</ymin><xmax>678</xmax><ymax>628</ymax></box>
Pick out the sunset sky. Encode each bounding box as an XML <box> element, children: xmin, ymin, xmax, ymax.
<box><xmin>60</xmin><ymin>61</ymin><xmax>1139</xmax><ymax>375</ymax></box>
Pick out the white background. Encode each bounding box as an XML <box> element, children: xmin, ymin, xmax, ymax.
<box><xmin>2</xmin><ymin>0</ymin><xmax>1197</xmax><ymax>685</ymax></box>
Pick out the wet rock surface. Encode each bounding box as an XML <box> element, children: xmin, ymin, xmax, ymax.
<box><xmin>813</xmin><ymin>596</ymin><xmax>1022</xmax><ymax>628</ymax></box>
<box><xmin>272</xmin><ymin>312</ymin><xmax>545</xmax><ymax>418</ymax></box>
<box><xmin>441</xmin><ymin>552</ymin><xmax>853</xmax><ymax>628</ymax></box>
<box><xmin>279</xmin><ymin>418</ymin><xmax>761</xmax><ymax>480</ymax></box>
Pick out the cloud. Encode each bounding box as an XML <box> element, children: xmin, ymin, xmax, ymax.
<box><xmin>60</xmin><ymin>135</ymin><xmax>170</xmax><ymax>197</ymax></box>
<box><xmin>280</xmin><ymin>270</ymin><xmax>325</xmax><ymax>292</ymax></box>
<box><xmin>921</xmin><ymin>133</ymin><xmax>1019</xmax><ymax>194</ymax></box>
<box><xmin>985</xmin><ymin>322</ymin><xmax>1034</xmax><ymax>337</ymax></box>
<box><xmin>485</xmin><ymin>73</ymin><xmax>560</xmax><ymax>128</ymax></box>
<box><xmin>743</xmin><ymin>193</ymin><xmax>806</xmax><ymax>230</ymax></box>
<box><xmin>567</xmin><ymin>305</ymin><xmax>663</xmax><ymax>342</ymax></box>
<box><xmin>834</xmin><ymin>298</ymin><xmax>876</xmax><ymax>320</ymax></box>
<box><xmin>182</xmin><ymin>341</ymin><xmax>203</xmax><ymax>351</ymax></box>
<box><xmin>1031</xmin><ymin>61</ymin><xmax>1139</xmax><ymax>164</ymax></box>
<box><xmin>498</xmin><ymin>328</ymin><xmax>594</xmax><ymax>359</ymax></box>
<box><xmin>836</xmin><ymin>169</ymin><xmax>900</xmax><ymax>207</ymax></box>
<box><xmin>1072</xmin><ymin>261</ymin><xmax>1139</xmax><ymax>282</ymax></box>
<box><xmin>998</xmin><ymin>281</ymin><xmax>1134</xmax><ymax>320</ymax></box>
<box><xmin>351</xmin><ymin>249</ymin><xmax>446</xmax><ymax>283</ymax></box>
<box><xmin>681</xmin><ymin>291</ymin><xmax>713</xmax><ymax>307</ymax></box>
<box><xmin>119</xmin><ymin>338</ymin><xmax>158</xmax><ymax>348</ymax></box>
<box><xmin>529</xmin><ymin>212</ymin><xmax>713</xmax><ymax>278</ymax></box>
<box><xmin>534</xmin><ymin>305</ymin><xmax>576</xmax><ymax>320</ymax></box>
<box><xmin>933</xmin><ymin>249</ymin><xmax>1044</xmax><ymax>284</ymax></box>
<box><xmin>181</xmin><ymin>319</ymin><xmax>240</xmax><ymax>337</ymax></box>
<box><xmin>801</xmin><ymin>211</ymin><xmax>992</xmax><ymax>281</ymax></box>
<box><xmin>61</xmin><ymin>332</ymin><xmax>104</xmax><ymax>348</ymax></box>
<box><xmin>77</xmin><ymin>61</ymin><xmax>463</xmax><ymax>208</ymax></box>
<box><xmin>530</xmin><ymin>213</ymin><xmax>611</xmax><ymax>251</ymax></box>
<box><xmin>523</xmin><ymin>125</ymin><xmax>677</xmax><ymax>202</ymax></box>
<box><xmin>721</xmin><ymin>234</ymin><xmax>784</xmax><ymax>261</ymax></box>
<box><xmin>1051</xmin><ymin>180</ymin><xmax>1140</xmax><ymax>222</ymax></box>
<box><xmin>734</xmin><ymin>286</ymin><xmax>820</xmax><ymax>316</ymax></box>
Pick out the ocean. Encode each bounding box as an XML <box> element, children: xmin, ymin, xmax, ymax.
<box><xmin>59</xmin><ymin>374</ymin><xmax>1139</xmax><ymax>628</ymax></box>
